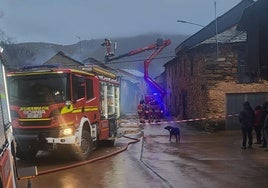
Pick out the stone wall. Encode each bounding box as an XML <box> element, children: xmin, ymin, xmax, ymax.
<box><xmin>208</xmin><ymin>81</ymin><xmax>268</xmax><ymax>117</ymax></box>
<box><xmin>166</xmin><ymin>43</ymin><xmax>268</xmax><ymax>130</ymax></box>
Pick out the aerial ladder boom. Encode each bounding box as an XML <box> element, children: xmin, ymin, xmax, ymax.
<box><xmin>103</xmin><ymin>38</ymin><xmax>171</xmax><ymax>98</ymax></box>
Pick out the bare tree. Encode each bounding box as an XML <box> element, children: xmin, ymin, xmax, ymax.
<box><xmin>0</xmin><ymin>30</ymin><xmax>13</xmax><ymax>45</ymax></box>
<box><xmin>0</xmin><ymin>10</ymin><xmax>13</xmax><ymax>45</ymax></box>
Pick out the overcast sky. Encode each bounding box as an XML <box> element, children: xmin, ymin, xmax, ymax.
<box><xmin>0</xmin><ymin>0</ymin><xmax>242</xmax><ymax>45</ymax></box>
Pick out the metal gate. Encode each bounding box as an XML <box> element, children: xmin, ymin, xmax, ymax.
<box><xmin>225</xmin><ymin>92</ymin><xmax>268</xmax><ymax>130</ymax></box>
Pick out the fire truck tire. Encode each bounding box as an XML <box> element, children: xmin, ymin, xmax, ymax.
<box><xmin>104</xmin><ymin>121</ymin><xmax>116</xmax><ymax>147</ymax></box>
<box><xmin>16</xmin><ymin>145</ymin><xmax>38</xmax><ymax>161</ymax></box>
<box><xmin>109</xmin><ymin>120</ymin><xmax>117</xmax><ymax>137</ymax></box>
<box><xmin>0</xmin><ymin>178</ymin><xmax>3</xmax><ymax>188</ymax></box>
<box><xmin>75</xmin><ymin>130</ymin><xmax>93</xmax><ymax>161</ymax></box>
<box><xmin>100</xmin><ymin>139</ymin><xmax>115</xmax><ymax>147</ymax></box>
<box><xmin>107</xmin><ymin>139</ymin><xmax>115</xmax><ymax>147</ymax></box>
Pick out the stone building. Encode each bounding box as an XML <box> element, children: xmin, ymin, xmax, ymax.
<box><xmin>164</xmin><ymin>0</ymin><xmax>268</xmax><ymax>130</ymax></box>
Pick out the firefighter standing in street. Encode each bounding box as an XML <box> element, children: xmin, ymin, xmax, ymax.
<box><xmin>148</xmin><ymin>102</ymin><xmax>155</xmax><ymax>123</ymax></box>
<box><xmin>138</xmin><ymin>100</ymin><xmax>145</xmax><ymax>123</ymax></box>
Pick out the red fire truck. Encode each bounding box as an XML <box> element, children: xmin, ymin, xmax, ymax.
<box><xmin>0</xmin><ymin>47</ymin><xmax>17</xmax><ymax>187</ymax></box>
<box><xmin>7</xmin><ymin>64</ymin><xmax>120</xmax><ymax>161</ymax></box>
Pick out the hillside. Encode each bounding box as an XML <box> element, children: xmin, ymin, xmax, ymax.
<box><xmin>4</xmin><ymin>33</ymin><xmax>188</xmax><ymax>77</ymax></box>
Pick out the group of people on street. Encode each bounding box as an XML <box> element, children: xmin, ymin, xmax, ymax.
<box><xmin>239</xmin><ymin>101</ymin><xmax>268</xmax><ymax>150</ymax></box>
<box><xmin>137</xmin><ymin>99</ymin><xmax>163</xmax><ymax>123</ymax></box>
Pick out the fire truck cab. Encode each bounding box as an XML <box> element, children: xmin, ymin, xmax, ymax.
<box><xmin>7</xmin><ymin>65</ymin><xmax>120</xmax><ymax>161</ymax></box>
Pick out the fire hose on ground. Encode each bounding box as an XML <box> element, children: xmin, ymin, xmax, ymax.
<box><xmin>37</xmin><ymin>135</ymin><xmax>140</xmax><ymax>176</ymax></box>
<box><xmin>18</xmin><ymin>135</ymin><xmax>140</xmax><ymax>188</ymax></box>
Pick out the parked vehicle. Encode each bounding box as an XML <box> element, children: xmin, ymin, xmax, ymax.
<box><xmin>0</xmin><ymin>47</ymin><xmax>17</xmax><ymax>188</ymax></box>
<box><xmin>7</xmin><ymin>64</ymin><xmax>120</xmax><ymax>161</ymax></box>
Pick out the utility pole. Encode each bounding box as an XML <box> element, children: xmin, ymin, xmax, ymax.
<box><xmin>75</xmin><ymin>35</ymin><xmax>82</xmax><ymax>59</ymax></box>
<box><xmin>215</xmin><ymin>1</ymin><xmax>219</xmax><ymax>60</ymax></box>
<box><xmin>177</xmin><ymin>2</ymin><xmax>219</xmax><ymax>60</ymax></box>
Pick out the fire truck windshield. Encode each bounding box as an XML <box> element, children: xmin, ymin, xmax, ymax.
<box><xmin>8</xmin><ymin>73</ymin><xmax>69</xmax><ymax>105</ymax></box>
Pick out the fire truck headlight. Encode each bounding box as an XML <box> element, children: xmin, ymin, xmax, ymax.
<box><xmin>60</xmin><ymin>127</ymin><xmax>73</xmax><ymax>137</ymax></box>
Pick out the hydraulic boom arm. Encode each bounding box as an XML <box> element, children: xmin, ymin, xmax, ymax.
<box><xmin>103</xmin><ymin>38</ymin><xmax>171</xmax><ymax>98</ymax></box>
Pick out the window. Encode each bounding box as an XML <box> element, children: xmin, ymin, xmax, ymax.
<box><xmin>86</xmin><ymin>79</ymin><xmax>94</xmax><ymax>100</ymax></box>
<box><xmin>8</xmin><ymin>73</ymin><xmax>69</xmax><ymax>105</ymax></box>
<box><xmin>72</xmin><ymin>75</ymin><xmax>85</xmax><ymax>100</ymax></box>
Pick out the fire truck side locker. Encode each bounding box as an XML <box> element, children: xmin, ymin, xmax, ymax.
<box><xmin>101</xmin><ymin>83</ymin><xmax>108</xmax><ymax>119</ymax></box>
<box><xmin>100</xmin><ymin>80</ymin><xmax>119</xmax><ymax>144</ymax></box>
<box><xmin>115</xmin><ymin>86</ymin><xmax>120</xmax><ymax>118</ymax></box>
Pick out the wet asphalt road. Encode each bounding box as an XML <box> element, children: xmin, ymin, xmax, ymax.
<box><xmin>17</xmin><ymin>117</ymin><xmax>268</xmax><ymax>188</ymax></box>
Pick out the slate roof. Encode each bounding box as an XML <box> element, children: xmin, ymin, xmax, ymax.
<box><xmin>116</xmin><ymin>69</ymin><xmax>143</xmax><ymax>84</ymax></box>
<box><xmin>44</xmin><ymin>51</ymin><xmax>84</xmax><ymax>66</ymax></box>
<box><xmin>120</xmin><ymin>69</ymin><xmax>143</xmax><ymax>77</ymax></box>
<box><xmin>198</xmin><ymin>26</ymin><xmax>247</xmax><ymax>47</ymax></box>
<box><xmin>175</xmin><ymin>0</ymin><xmax>254</xmax><ymax>54</ymax></box>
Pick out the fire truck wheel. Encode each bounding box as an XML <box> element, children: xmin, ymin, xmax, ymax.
<box><xmin>107</xmin><ymin>139</ymin><xmax>115</xmax><ymax>147</ymax></box>
<box><xmin>75</xmin><ymin>130</ymin><xmax>93</xmax><ymax>161</ymax></box>
<box><xmin>0</xmin><ymin>178</ymin><xmax>3</xmax><ymax>188</ymax></box>
<box><xmin>16</xmin><ymin>145</ymin><xmax>38</xmax><ymax>161</ymax></box>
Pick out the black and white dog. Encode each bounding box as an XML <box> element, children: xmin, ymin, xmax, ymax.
<box><xmin>164</xmin><ymin>125</ymin><xmax>180</xmax><ymax>143</ymax></box>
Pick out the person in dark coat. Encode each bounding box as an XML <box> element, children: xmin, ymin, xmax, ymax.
<box><xmin>260</xmin><ymin>101</ymin><xmax>268</xmax><ymax>148</ymax></box>
<box><xmin>239</xmin><ymin>101</ymin><xmax>255</xmax><ymax>149</ymax></box>
<box><xmin>263</xmin><ymin>111</ymin><xmax>268</xmax><ymax>151</ymax></box>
